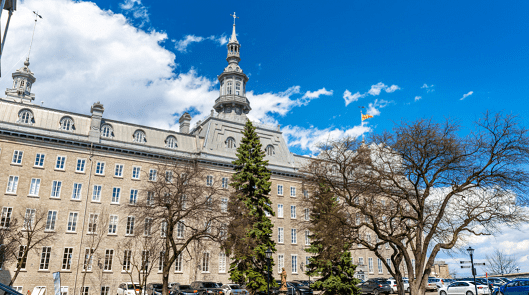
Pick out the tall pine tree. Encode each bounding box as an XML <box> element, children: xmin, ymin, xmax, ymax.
<box><xmin>223</xmin><ymin>120</ymin><xmax>277</xmax><ymax>294</ymax></box>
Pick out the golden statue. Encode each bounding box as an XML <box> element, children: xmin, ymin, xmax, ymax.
<box><xmin>279</xmin><ymin>267</ymin><xmax>288</xmax><ymax>291</ymax></box>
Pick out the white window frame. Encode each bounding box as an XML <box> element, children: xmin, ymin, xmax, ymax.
<box><xmin>290</xmin><ymin>205</ymin><xmax>296</xmax><ymax>219</ymax></box>
<box><xmin>76</xmin><ymin>158</ymin><xmax>86</xmax><ymax>173</ymax></box>
<box><xmin>62</xmin><ymin>248</ymin><xmax>73</xmax><ymax>270</ymax></box>
<box><xmin>278</xmin><ymin>254</ymin><xmax>284</xmax><ymax>273</ymax></box>
<box><xmin>114</xmin><ymin>164</ymin><xmax>124</xmax><ymax>177</ymax></box>
<box><xmin>6</xmin><ymin>175</ymin><xmax>19</xmax><ymax>194</ymax></box>
<box><xmin>12</xmin><ymin>150</ymin><xmax>23</xmax><ymax>165</ymax></box>
<box><xmin>291</xmin><ymin>254</ymin><xmax>298</xmax><ymax>274</ymax></box>
<box><xmin>219</xmin><ymin>252</ymin><xmax>227</xmax><ymax>273</ymax></box>
<box><xmin>92</xmin><ymin>185</ymin><xmax>102</xmax><ymax>202</ymax></box>
<box><xmin>278</xmin><ymin>227</ymin><xmax>284</xmax><ymax>243</ymax></box>
<box><xmin>55</xmin><ymin>156</ymin><xmax>66</xmax><ymax>170</ymax></box>
<box><xmin>277</xmin><ymin>204</ymin><xmax>283</xmax><ymax>218</ymax></box>
<box><xmin>368</xmin><ymin>257</ymin><xmax>374</xmax><ymax>273</ymax></box>
<box><xmin>201</xmin><ymin>252</ymin><xmax>210</xmax><ymax>273</ymax></box>
<box><xmin>45</xmin><ymin>210</ymin><xmax>57</xmax><ymax>231</ymax></box>
<box><xmin>221</xmin><ymin>198</ymin><xmax>228</xmax><ymax>213</ymax></box>
<box><xmin>104</xmin><ymin>249</ymin><xmax>114</xmax><ymax>271</ymax></box>
<box><xmin>34</xmin><ymin>153</ymin><xmax>45</xmax><ymax>167</ymax></box>
<box><xmin>149</xmin><ymin>169</ymin><xmax>157</xmax><ymax>181</ymax></box>
<box><xmin>304</xmin><ymin>208</ymin><xmax>310</xmax><ymax>221</ymax></box>
<box><xmin>108</xmin><ymin>215</ymin><xmax>118</xmax><ymax>235</ymax></box>
<box><xmin>111</xmin><ymin>187</ymin><xmax>121</xmax><ymax>204</ymax></box>
<box><xmin>72</xmin><ymin>183</ymin><xmax>82</xmax><ymax>200</ymax></box>
<box><xmin>222</xmin><ymin>177</ymin><xmax>229</xmax><ymax>189</ymax></box>
<box><xmin>39</xmin><ymin>246</ymin><xmax>52</xmax><ymax>270</ymax></box>
<box><xmin>290</xmin><ymin>186</ymin><xmax>296</xmax><ymax>197</ymax></box>
<box><xmin>95</xmin><ymin>161</ymin><xmax>105</xmax><ymax>175</ymax></box>
<box><xmin>1</xmin><ymin>207</ymin><xmax>13</xmax><ymax>228</ymax></box>
<box><xmin>277</xmin><ymin>184</ymin><xmax>283</xmax><ymax>196</ymax></box>
<box><xmin>386</xmin><ymin>258</ymin><xmax>391</xmax><ymax>272</ymax></box>
<box><xmin>378</xmin><ymin>258</ymin><xmax>383</xmax><ymax>274</ymax></box>
<box><xmin>88</xmin><ymin>213</ymin><xmax>98</xmax><ymax>234</ymax></box>
<box><xmin>174</xmin><ymin>253</ymin><xmax>183</xmax><ymax>273</ymax></box>
<box><xmin>206</xmin><ymin>175</ymin><xmax>213</xmax><ymax>186</ymax></box>
<box><xmin>29</xmin><ymin>178</ymin><xmax>41</xmax><ymax>196</ymax></box>
<box><xmin>23</xmin><ymin>208</ymin><xmax>36</xmax><ymax>230</ymax></box>
<box><xmin>176</xmin><ymin>221</ymin><xmax>185</xmax><ymax>238</ymax></box>
<box><xmin>132</xmin><ymin>166</ymin><xmax>141</xmax><ymax>180</ymax></box>
<box><xmin>67</xmin><ymin>212</ymin><xmax>79</xmax><ymax>232</ymax></box>
<box><xmin>51</xmin><ymin>180</ymin><xmax>62</xmax><ymax>198</ymax></box>
<box><xmin>126</xmin><ymin>216</ymin><xmax>135</xmax><ymax>235</ymax></box>
<box><xmin>291</xmin><ymin>228</ymin><xmax>297</xmax><ymax>244</ymax></box>
<box><xmin>305</xmin><ymin>230</ymin><xmax>310</xmax><ymax>245</ymax></box>
<box><xmin>129</xmin><ymin>189</ymin><xmax>138</xmax><ymax>205</ymax></box>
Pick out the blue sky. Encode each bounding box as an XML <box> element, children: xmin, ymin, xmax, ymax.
<box><xmin>0</xmin><ymin>0</ymin><xmax>528</xmax><ymax>276</ymax></box>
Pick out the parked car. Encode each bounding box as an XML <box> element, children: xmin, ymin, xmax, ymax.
<box><xmin>146</xmin><ymin>283</ymin><xmax>163</xmax><ymax>295</ymax></box>
<box><xmin>294</xmin><ymin>281</ymin><xmax>314</xmax><ymax>288</ymax></box>
<box><xmin>220</xmin><ymin>284</ymin><xmax>248</xmax><ymax>295</ymax></box>
<box><xmin>429</xmin><ymin>278</ymin><xmax>448</xmax><ymax>290</ymax></box>
<box><xmin>497</xmin><ymin>279</ymin><xmax>529</xmax><ymax>295</ymax></box>
<box><xmin>359</xmin><ymin>278</ymin><xmax>392</xmax><ymax>295</ymax></box>
<box><xmin>438</xmin><ymin>281</ymin><xmax>491</xmax><ymax>295</ymax></box>
<box><xmin>427</xmin><ymin>279</ymin><xmax>439</xmax><ymax>291</ymax></box>
<box><xmin>189</xmin><ymin>281</ymin><xmax>225</xmax><ymax>295</ymax></box>
<box><xmin>117</xmin><ymin>283</ymin><xmax>143</xmax><ymax>295</ymax></box>
<box><xmin>288</xmin><ymin>281</ymin><xmax>313</xmax><ymax>295</ymax></box>
<box><xmin>170</xmin><ymin>284</ymin><xmax>194</xmax><ymax>295</ymax></box>
<box><xmin>459</xmin><ymin>278</ymin><xmax>494</xmax><ymax>292</ymax></box>
<box><xmin>387</xmin><ymin>278</ymin><xmax>410</xmax><ymax>293</ymax></box>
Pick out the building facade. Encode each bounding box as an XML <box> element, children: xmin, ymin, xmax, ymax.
<box><xmin>0</xmin><ymin>20</ymin><xmax>395</xmax><ymax>295</ymax></box>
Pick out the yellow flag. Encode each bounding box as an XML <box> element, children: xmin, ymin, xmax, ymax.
<box><xmin>361</xmin><ymin>114</ymin><xmax>374</xmax><ymax>121</ymax></box>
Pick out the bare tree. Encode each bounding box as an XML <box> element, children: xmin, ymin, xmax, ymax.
<box><xmin>0</xmin><ymin>217</ymin><xmax>18</xmax><ymax>271</ymax></box>
<box><xmin>6</xmin><ymin>206</ymin><xmax>56</xmax><ymax>286</ymax></box>
<box><xmin>134</xmin><ymin>158</ymin><xmax>228</xmax><ymax>295</ymax></box>
<box><xmin>303</xmin><ymin>112</ymin><xmax>529</xmax><ymax>295</ymax></box>
<box><xmin>485</xmin><ymin>249</ymin><xmax>518</xmax><ymax>275</ymax></box>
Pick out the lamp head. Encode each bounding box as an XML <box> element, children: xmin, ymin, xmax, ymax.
<box><xmin>265</xmin><ymin>248</ymin><xmax>272</xmax><ymax>259</ymax></box>
<box><xmin>466</xmin><ymin>246</ymin><xmax>474</xmax><ymax>255</ymax></box>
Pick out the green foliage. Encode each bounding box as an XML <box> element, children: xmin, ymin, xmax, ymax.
<box><xmin>225</xmin><ymin>120</ymin><xmax>277</xmax><ymax>293</ymax></box>
<box><xmin>306</xmin><ymin>186</ymin><xmax>361</xmax><ymax>295</ymax></box>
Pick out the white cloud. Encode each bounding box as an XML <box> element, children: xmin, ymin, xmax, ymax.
<box><xmin>366</xmin><ymin>99</ymin><xmax>391</xmax><ymax>117</ymax></box>
<box><xmin>415</xmin><ymin>96</ymin><xmax>422</xmax><ymax>101</ymax></box>
<box><xmin>302</xmin><ymin>87</ymin><xmax>333</xmax><ymax>99</ymax></box>
<box><xmin>460</xmin><ymin>91</ymin><xmax>474</xmax><ymax>100</ymax></box>
<box><xmin>175</xmin><ymin>34</ymin><xmax>228</xmax><ymax>53</ymax></box>
<box><xmin>282</xmin><ymin>124</ymin><xmax>371</xmax><ymax>154</ymax></box>
<box><xmin>120</xmin><ymin>0</ymin><xmax>150</xmax><ymax>26</ymax></box>
<box><xmin>343</xmin><ymin>82</ymin><xmax>400</xmax><ymax>106</ymax></box>
<box><xmin>421</xmin><ymin>83</ymin><xmax>435</xmax><ymax>93</ymax></box>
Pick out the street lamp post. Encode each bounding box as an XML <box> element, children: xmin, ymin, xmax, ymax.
<box><xmin>467</xmin><ymin>247</ymin><xmax>479</xmax><ymax>295</ymax></box>
<box><xmin>265</xmin><ymin>248</ymin><xmax>273</xmax><ymax>295</ymax></box>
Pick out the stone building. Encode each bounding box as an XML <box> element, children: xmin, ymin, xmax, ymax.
<box><xmin>0</xmin><ymin>20</ymin><xmax>394</xmax><ymax>295</ymax></box>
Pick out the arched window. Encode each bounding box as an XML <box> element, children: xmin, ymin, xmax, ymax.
<box><xmin>133</xmin><ymin>130</ymin><xmax>146</xmax><ymax>143</ymax></box>
<box><xmin>265</xmin><ymin>145</ymin><xmax>275</xmax><ymax>156</ymax></box>
<box><xmin>226</xmin><ymin>137</ymin><xmax>236</xmax><ymax>149</ymax></box>
<box><xmin>17</xmin><ymin>109</ymin><xmax>34</xmax><ymax>124</ymax></box>
<box><xmin>235</xmin><ymin>82</ymin><xmax>241</xmax><ymax>95</ymax></box>
<box><xmin>101</xmin><ymin>124</ymin><xmax>113</xmax><ymax>138</ymax></box>
<box><xmin>60</xmin><ymin>117</ymin><xmax>75</xmax><ymax>131</ymax></box>
<box><xmin>165</xmin><ymin>136</ymin><xmax>178</xmax><ymax>149</ymax></box>
<box><xmin>227</xmin><ymin>81</ymin><xmax>232</xmax><ymax>95</ymax></box>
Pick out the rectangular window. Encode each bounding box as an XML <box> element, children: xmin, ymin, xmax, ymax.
<box><xmin>108</xmin><ymin>215</ymin><xmax>118</xmax><ymax>234</ymax></box>
<box><xmin>29</xmin><ymin>178</ymin><xmax>41</xmax><ymax>196</ymax></box>
<box><xmin>81</xmin><ymin>287</ymin><xmax>89</xmax><ymax>295</ymax></box>
<box><xmin>92</xmin><ymin>185</ymin><xmax>102</xmax><ymax>202</ymax></box>
<box><xmin>358</xmin><ymin>257</ymin><xmax>364</xmax><ymax>266</ymax></box>
<box><xmin>206</xmin><ymin>175</ymin><xmax>213</xmax><ymax>186</ymax></box>
<box><xmin>158</xmin><ymin>251</ymin><xmax>164</xmax><ymax>272</ymax></box>
<box><xmin>126</xmin><ymin>216</ymin><xmax>135</xmax><ymax>235</ymax></box>
<box><xmin>62</xmin><ymin>248</ymin><xmax>73</xmax><ymax>270</ymax></box>
<box><xmin>386</xmin><ymin>258</ymin><xmax>391</xmax><ymax>271</ymax></box>
<box><xmin>278</xmin><ymin>227</ymin><xmax>284</xmax><ymax>243</ymax></box>
<box><xmin>88</xmin><ymin>214</ymin><xmax>98</xmax><ymax>234</ymax></box>
<box><xmin>17</xmin><ymin>246</ymin><xmax>27</xmax><ymax>269</ymax></box>
<box><xmin>147</xmin><ymin>191</ymin><xmax>154</xmax><ymax>205</ymax></box>
<box><xmin>149</xmin><ymin>169</ymin><xmax>157</xmax><ymax>181</ymax></box>
<box><xmin>1</xmin><ymin>207</ymin><xmax>13</xmax><ymax>228</ymax></box>
<box><xmin>222</xmin><ymin>177</ymin><xmax>228</xmax><ymax>189</ymax></box>
<box><xmin>6</xmin><ymin>176</ymin><xmax>19</xmax><ymax>193</ymax></box>
<box><xmin>39</xmin><ymin>247</ymin><xmax>52</xmax><ymax>270</ymax></box>
<box><xmin>144</xmin><ymin>218</ymin><xmax>152</xmax><ymax>236</ymax></box>
<box><xmin>56</xmin><ymin>156</ymin><xmax>66</xmax><ymax>170</ymax></box>
<box><xmin>368</xmin><ymin>257</ymin><xmax>374</xmax><ymax>273</ymax></box>
<box><xmin>72</xmin><ymin>183</ymin><xmax>82</xmax><ymax>200</ymax></box>
<box><xmin>12</xmin><ymin>150</ymin><xmax>23</xmax><ymax>164</ymax></box>
<box><xmin>219</xmin><ymin>252</ymin><xmax>226</xmax><ymax>273</ymax></box>
<box><xmin>34</xmin><ymin>153</ymin><xmax>45</xmax><ymax>167</ymax></box>
<box><xmin>51</xmin><ymin>181</ymin><xmax>62</xmax><ymax>198</ymax></box>
<box><xmin>278</xmin><ymin>254</ymin><xmax>284</xmax><ymax>273</ymax></box>
<box><xmin>101</xmin><ymin>287</ymin><xmax>110</xmax><ymax>295</ymax></box>
<box><xmin>165</xmin><ymin>171</ymin><xmax>173</xmax><ymax>182</ymax></box>
<box><xmin>290</xmin><ymin>186</ymin><xmax>296</xmax><ymax>197</ymax></box>
<box><xmin>305</xmin><ymin>230</ymin><xmax>310</xmax><ymax>245</ymax></box>
<box><xmin>76</xmin><ymin>159</ymin><xmax>86</xmax><ymax>173</ymax></box>
<box><xmin>132</xmin><ymin>166</ymin><xmax>141</xmax><ymax>179</ymax></box>
<box><xmin>278</xmin><ymin>204</ymin><xmax>283</xmax><ymax>218</ymax></box>
<box><xmin>304</xmin><ymin>208</ymin><xmax>310</xmax><ymax>221</ymax></box>
<box><xmin>221</xmin><ymin>198</ymin><xmax>228</xmax><ymax>213</ymax></box>
<box><xmin>291</xmin><ymin>255</ymin><xmax>298</xmax><ymax>273</ymax></box>
<box><xmin>378</xmin><ymin>258</ymin><xmax>383</xmax><ymax>273</ymax></box>
<box><xmin>95</xmin><ymin>162</ymin><xmax>105</xmax><ymax>175</ymax></box>
<box><xmin>23</xmin><ymin>208</ymin><xmax>36</xmax><ymax>230</ymax></box>
<box><xmin>122</xmin><ymin>250</ymin><xmax>131</xmax><ymax>272</ymax></box>
<box><xmin>161</xmin><ymin>221</ymin><xmax>167</xmax><ymax>238</ymax></box>
<box><xmin>176</xmin><ymin>221</ymin><xmax>184</xmax><ymax>238</ymax></box>
<box><xmin>277</xmin><ymin>184</ymin><xmax>283</xmax><ymax>196</ymax></box>
<box><xmin>104</xmin><ymin>249</ymin><xmax>113</xmax><ymax>271</ymax></box>
<box><xmin>83</xmin><ymin>248</ymin><xmax>94</xmax><ymax>271</ymax></box>
<box><xmin>202</xmin><ymin>252</ymin><xmax>210</xmax><ymax>273</ymax></box>
<box><xmin>60</xmin><ymin>287</ymin><xmax>68</xmax><ymax>295</ymax></box>
<box><xmin>290</xmin><ymin>205</ymin><xmax>296</xmax><ymax>219</ymax></box>
<box><xmin>175</xmin><ymin>253</ymin><xmax>183</xmax><ymax>272</ymax></box>
<box><xmin>140</xmin><ymin>250</ymin><xmax>148</xmax><ymax>272</ymax></box>
<box><xmin>111</xmin><ymin>187</ymin><xmax>120</xmax><ymax>204</ymax></box>
<box><xmin>291</xmin><ymin>229</ymin><xmax>297</xmax><ymax>244</ymax></box>
<box><xmin>46</xmin><ymin>210</ymin><xmax>57</xmax><ymax>231</ymax></box>
<box><xmin>67</xmin><ymin>212</ymin><xmax>78</xmax><ymax>232</ymax></box>
<box><xmin>129</xmin><ymin>189</ymin><xmax>138</xmax><ymax>205</ymax></box>
<box><xmin>114</xmin><ymin>164</ymin><xmax>124</xmax><ymax>177</ymax></box>
<box><xmin>303</xmin><ymin>190</ymin><xmax>309</xmax><ymax>198</ymax></box>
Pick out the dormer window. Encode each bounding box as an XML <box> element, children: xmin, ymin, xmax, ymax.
<box><xmin>18</xmin><ymin>109</ymin><xmax>34</xmax><ymax>124</ymax></box>
<box><xmin>133</xmin><ymin>130</ymin><xmax>146</xmax><ymax>143</ymax></box>
<box><xmin>226</xmin><ymin>137</ymin><xmax>236</xmax><ymax>149</ymax></box>
<box><xmin>165</xmin><ymin>136</ymin><xmax>178</xmax><ymax>149</ymax></box>
<box><xmin>265</xmin><ymin>145</ymin><xmax>275</xmax><ymax>156</ymax></box>
<box><xmin>101</xmin><ymin>124</ymin><xmax>114</xmax><ymax>138</ymax></box>
<box><xmin>60</xmin><ymin>117</ymin><xmax>75</xmax><ymax>131</ymax></box>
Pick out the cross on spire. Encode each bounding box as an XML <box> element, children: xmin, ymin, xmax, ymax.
<box><xmin>230</xmin><ymin>12</ymin><xmax>239</xmax><ymax>25</ymax></box>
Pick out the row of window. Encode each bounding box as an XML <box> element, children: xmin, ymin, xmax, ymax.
<box><xmin>224</xmin><ymin>138</ymin><xmax>276</xmax><ymax>157</ymax></box>
<box><xmin>354</xmin><ymin>257</ymin><xmax>401</xmax><ymax>274</ymax></box>
<box><xmin>271</xmin><ymin>204</ymin><xmax>310</xmax><ymax>220</ymax></box>
<box><xmin>276</xmin><ymin>227</ymin><xmax>311</xmax><ymax>245</ymax></box>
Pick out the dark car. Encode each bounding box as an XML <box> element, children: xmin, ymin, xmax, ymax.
<box><xmin>359</xmin><ymin>278</ymin><xmax>392</xmax><ymax>295</ymax></box>
<box><xmin>170</xmin><ymin>284</ymin><xmax>194</xmax><ymax>295</ymax></box>
<box><xmin>146</xmin><ymin>283</ymin><xmax>163</xmax><ymax>295</ymax></box>
<box><xmin>293</xmin><ymin>281</ymin><xmax>314</xmax><ymax>288</ymax></box>
<box><xmin>497</xmin><ymin>279</ymin><xmax>529</xmax><ymax>295</ymax></box>
<box><xmin>288</xmin><ymin>281</ymin><xmax>313</xmax><ymax>295</ymax></box>
<box><xmin>257</xmin><ymin>280</ymin><xmax>295</xmax><ymax>295</ymax></box>
<box><xmin>189</xmin><ymin>281</ymin><xmax>225</xmax><ymax>295</ymax></box>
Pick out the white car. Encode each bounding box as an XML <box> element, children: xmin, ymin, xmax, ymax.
<box><xmin>221</xmin><ymin>284</ymin><xmax>248</xmax><ymax>295</ymax></box>
<box><xmin>117</xmin><ymin>283</ymin><xmax>144</xmax><ymax>295</ymax></box>
<box><xmin>439</xmin><ymin>281</ymin><xmax>491</xmax><ymax>295</ymax></box>
<box><xmin>387</xmin><ymin>279</ymin><xmax>410</xmax><ymax>293</ymax></box>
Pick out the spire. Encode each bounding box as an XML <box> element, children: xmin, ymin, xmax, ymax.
<box><xmin>229</xmin><ymin>12</ymin><xmax>239</xmax><ymax>43</ymax></box>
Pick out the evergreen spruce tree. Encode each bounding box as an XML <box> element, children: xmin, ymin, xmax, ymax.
<box><xmin>223</xmin><ymin>120</ymin><xmax>277</xmax><ymax>294</ymax></box>
<box><xmin>306</xmin><ymin>185</ymin><xmax>361</xmax><ymax>295</ymax></box>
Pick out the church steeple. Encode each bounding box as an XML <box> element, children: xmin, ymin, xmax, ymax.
<box><xmin>5</xmin><ymin>58</ymin><xmax>36</xmax><ymax>103</ymax></box>
<box><xmin>213</xmin><ymin>12</ymin><xmax>250</xmax><ymax>119</ymax></box>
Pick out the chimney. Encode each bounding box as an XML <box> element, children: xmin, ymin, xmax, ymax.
<box><xmin>179</xmin><ymin>112</ymin><xmax>192</xmax><ymax>133</ymax></box>
<box><xmin>89</xmin><ymin>101</ymin><xmax>104</xmax><ymax>142</ymax></box>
